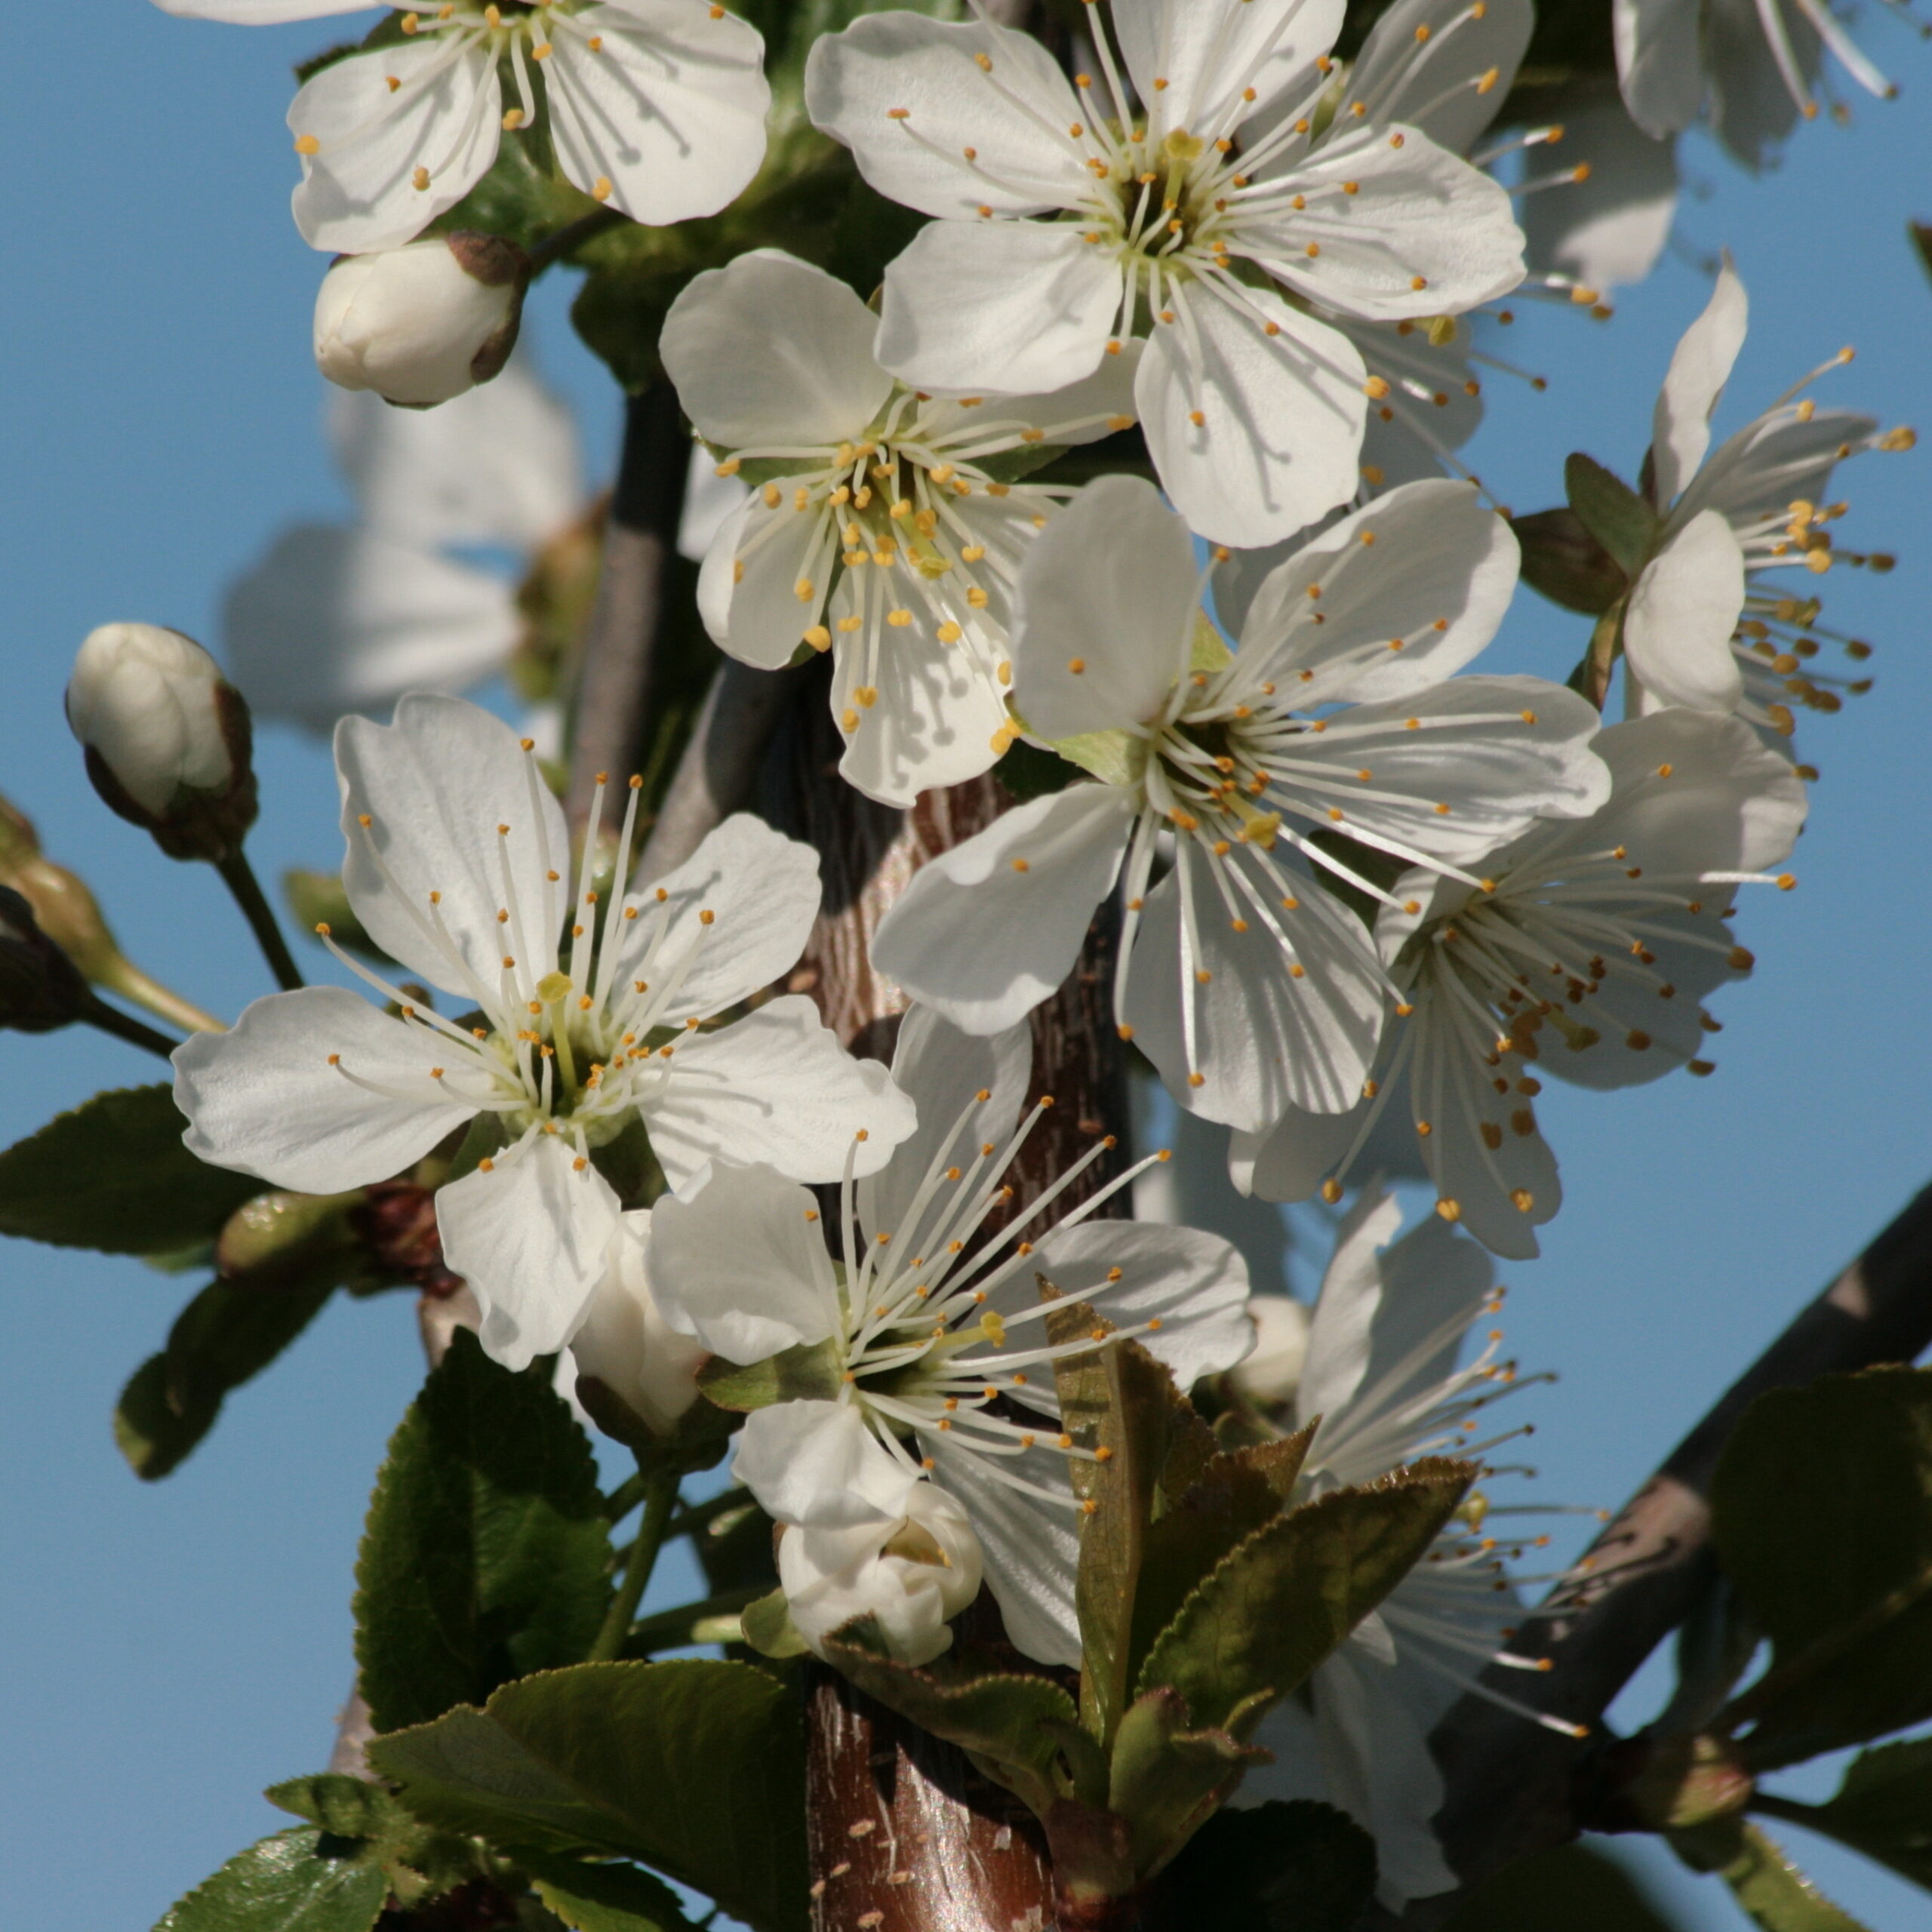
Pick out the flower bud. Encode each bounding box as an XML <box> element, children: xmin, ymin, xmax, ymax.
<box><xmin>0</xmin><ymin>885</ymin><xmax>92</xmax><ymax>1034</ymax></box>
<box><xmin>780</xmin><ymin>1478</ymin><xmax>983</xmax><ymax>1667</ymax></box>
<box><xmin>571</xmin><ymin>1214</ymin><xmax>708</xmax><ymax>1441</ymax></box>
<box><xmin>0</xmin><ymin>792</ymin><xmax>118</xmax><ymax>983</ymax></box>
<box><xmin>314</xmin><ymin>235</ymin><xmax>529</xmax><ymax>410</ymax></box>
<box><xmin>1226</xmin><ymin>1294</ymin><xmax>1312</xmax><ymax>1407</ymax></box>
<box><xmin>66</xmin><ymin>624</ymin><xmax>257</xmax><ymax>863</ymax></box>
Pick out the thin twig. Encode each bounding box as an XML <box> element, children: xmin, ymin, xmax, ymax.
<box><xmin>216</xmin><ymin>850</ymin><xmax>303</xmax><ymax>991</ymax></box>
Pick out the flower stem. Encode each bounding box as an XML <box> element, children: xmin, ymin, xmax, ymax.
<box><xmin>621</xmin><ymin>1583</ymin><xmax>766</xmax><ymax>1657</ymax></box>
<box><xmin>216</xmin><ymin>849</ymin><xmax>304</xmax><ymax>992</ymax></box>
<box><xmin>526</xmin><ymin>208</ymin><xmax>626</xmax><ymax>276</ymax></box>
<box><xmin>589</xmin><ymin>1460</ymin><xmax>679</xmax><ymax>1663</ymax></box>
<box><xmin>97</xmin><ymin>955</ymin><xmax>226</xmax><ymax>1035</ymax></box>
<box><xmin>80</xmin><ymin>992</ymin><xmax>181</xmax><ymax>1062</ymax></box>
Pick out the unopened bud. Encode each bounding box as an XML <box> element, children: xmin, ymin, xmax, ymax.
<box><xmin>314</xmin><ymin>234</ymin><xmax>529</xmax><ymax>409</ymax></box>
<box><xmin>66</xmin><ymin>624</ymin><xmax>257</xmax><ymax>863</ymax></box>
<box><xmin>571</xmin><ymin>1214</ymin><xmax>708</xmax><ymax>1441</ymax></box>
<box><xmin>1226</xmin><ymin>1294</ymin><xmax>1312</xmax><ymax>1407</ymax></box>
<box><xmin>0</xmin><ymin>793</ymin><xmax>118</xmax><ymax>981</ymax></box>
<box><xmin>0</xmin><ymin>885</ymin><xmax>91</xmax><ymax>1034</ymax></box>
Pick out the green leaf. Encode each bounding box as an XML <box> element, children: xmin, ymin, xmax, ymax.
<box><xmin>1763</xmin><ymin>1736</ymin><xmax>1932</xmax><ymax>1891</ymax></box>
<box><xmin>818</xmin><ymin>1636</ymin><xmax>1095</xmax><ymax>1819</ymax></box>
<box><xmin>0</xmin><ymin>1084</ymin><xmax>263</xmax><ymax>1256</ymax></box>
<box><xmin>521</xmin><ymin>1854</ymin><xmax>699</xmax><ymax>1932</ymax></box>
<box><xmin>739</xmin><ymin>1587</ymin><xmax>808</xmax><ymax>1660</ymax></box>
<box><xmin>354</xmin><ymin>1329</ymin><xmax>613</xmax><ymax>1733</ymax></box>
<box><xmin>1672</xmin><ymin>1820</ymin><xmax>1872</xmax><ymax>1931</ymax></box>
<box><xmin>1442</xmin><ymin>1844</ymin><xmax>1692</xmax><ymax>1931</ymax></box>
<box><xmin>1104</xmin><ymin>1687</ymin><xmax>1267</xmax><ymax>1882</ymax></box>
<box><xmin>1147</xmin><ymin>1801</ymin><xmax>1377</xmax><ymax>1931</ymax></box>
<box><xmin>264</xmin><ymin>1773</ymin><xmax>481</xmax><ymax>1906</ymax></box>
<box><xmin>115</xmin><ymin>1276</ymin><xmax>336</xmax><ymax>1480</ymax></box>
<box><xmin>1136</xmin><ymin>1460</ymin><xmax>1472</xmax><ymax>1734</ymax></box>
<box><xmin>151</xmin><ymin>1829</ymin><xmax>387</xmax><ymax>1932</ymax></box>
<box><xmin>1511</xmin><ymin>506</ymin><xmax>1630</xmax><ymax>614</ymax></box>
<box><xmin>1712</xmin><ymin>1367</ymin><xmax>1932</xmax><ymax>1766</ymax></box>
<box><xmin>1564</xmin><ymin>452</ymin><xmax>1659</xmax><ymax>576</ymax></box>
<box><xmin>367</xmin><ymin>1660</ymin><xmax>808</xmax><ymax>1932</ymax></box>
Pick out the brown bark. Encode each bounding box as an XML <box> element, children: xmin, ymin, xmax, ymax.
<box><xmin>764</xmin><ymin>675</ymin><xmax>1128</xmax><ymax>1932</ymax></box>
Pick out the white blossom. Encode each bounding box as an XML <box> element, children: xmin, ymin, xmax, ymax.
<box><xmin>872</xmin><ymin>475</ymin><xmax>1606</xmax><ymax>1134</ymax></box>
<box><xmin>155</xmin><ymin>0</ymin><xmax>771</xmax><ymax>254</ymax></box>
<box><xmin>1232</xmin><ymin>709</ymin><xmax>1806</xmax><ymax>1257</ymax></box>
<box><xmin>660</xmin><ymin>249</ymin><xmax>1139</xmax><ymax>807</ymax></box>
<box><xmin>804</xmin><ymin>0</ymin><xmax>1524</xmax><ymax>545</ymax></box>
<box><xmin>651</xmin><ymin>1004</ymin><xmax>1255</xmax><ymax>1666</ymax></box>
<box><xmin>1519</xmin><ymin>91</ymin><xmax>1678</xmax><ymax>300</ymax></box>
<box><xmin>566</xmin><ymin>1209</ymin><xmax>708</xmax><ymax>1437</ymax></box>
<box><xmin>174</xmin><ymin>693</ymin><xmax>915</xmax><ymax>1369</ymax></box>
<box><xmin>1232</xmin><ymin>1186</ymin><xmax>1584</xmax><ymax>1909</ymax></box>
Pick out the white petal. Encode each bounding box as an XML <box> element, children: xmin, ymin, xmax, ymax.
<box><xmin>1520</xmin><ymin>97</ymin><xmax>1678</xmax><ymax>295</ymax></box>
<box><xmin>1340</xmin><ymin>0</ymin><xmax>1534</xmax><ymax>154</ymax></box>
<box><xmin>1124</xmin><ymin>844</ymin><xmax>1389</xmax><ymax>1129</ymax></box>
<box><xmin>878</xmin><ymin>220</ymin><xmax>1123</xmax><ymax>398</ymax></box>
<box><xmin>1679</xmin><ymin>406</ymin><xmax>1878</xmax><ymax>534</ymax></box>
<box><xmin>1235</xmin><ymin>479</ymin><xmax>1518</xmax><ymax>706</ymax></box>
<box><xmin>1232</xmin><ymin>1695</ymin><xmax>1331</xmax><ymax>1808</ymax></box>
<box><xmin>919</xmin><ymin>337</ymin><xmax>1143</xmax><ymax>449</ymax></box>
<box><xmin>737</xmin><ymin>1400</ymin><xmax>913</xmax><ymax>1527</ymax></box>
<box><xmin>860</xmin><ymin>1006</ymin><xmax>1035</xmax><ymax>1254</ymax></box>
<box><xmin>645</xmin><ymin>996</ymin><xmax>917</xmax><ymax>1191</ymax></box>
<box><xmin>923</xmin><ymin>1432</ymin><xmax>1081</xmax><ymax>1667</ymax></box>
<box><xmin>1028</xmin><ymin>1223</ymin><xmax>1254</xmax><ymax>1387</ymax></box>
<box><xmin>1651</xmin><ymin>259</ymin><xmax>1749</xmax><ymax>506</ymax></box>
<box><xmin>441</xmin><ymin>1135</ymin><xmax>624</xmax><ymax>1371</ymax></box>
<box><xmin>1706</xmin><ymin>0</ymin><xmax>1820</xmax><ymax>170</ymax></box>
<box><xmin>647</xmin><ymin>1161</ymin><xmax>841</xmax><ymax>1362</ymax></box>
<box><xmin>1112</xmin><ymin>0</ymin><xmax>1344</xmax><ymax>129</ymax></box>
<box><xmin>1294</xmin><ymin>1184</ymin><xmax>1407</xmax><ymax>1424</ymax></box>
<box><xmin>1253</xmin><ymin>125</ymin><xmax>1525</xmax><ymax>322</ymax></box>
<box><xmin>332</xmin><ymin>352</ymin><xmax>583</xmax><ymax>550</ymax></box>
<box><xmin>152</xmin><ymin>0</ymin><xmax>375</xmax><ymax>15</ymax></box>
<box><xmin>174</xmin><ymin>986</ymin><xmax>471</xmax><ymax>1193</ymax></box>
<box><xmin>288</xmin><ymin>39</ymin><xmax>501</xmax><ymax>254</ymax></box>
<box><xmin>663</xmin><ymin>251</ymin><xmax>891</xmax><ymax>451</ymax></box>
<box><xmin>700</xmin><ymin>497</ymin><xmax>838</xmax><ymax>669</ymax></box>
<box><xmin>1332</xmin><ymin>310</ymin><xmax>1485</xmax><ymax>492</ymax></box>
<box><xmin>678</xmin><ymin>445</ymin><xmax>751</xmax><ymax>564</ymax></box>
<box><xmin>871</xmin><ymin>786</ymin><xmax>1134</xmax><ymax>1035</ymax></box>
<box><xmin>1139</xmin><ymin>282</ymin><xmax>1366</xmax><ymax>549</ymax></box>
<box><xmin>567</xmin><ymin>1211</ymin><xmax>706</xmax><ymax>1437</ymax></box>
<box><xmin>224</xmin><ymin>525</ymin><xmax>516</xmax><ymax>731</ymax></box>
<box><xmin>618</xmin><ymin>813</ymin><xmax>822</xmax><ymax>1020</ymax></box>
<box><xmin>804</xmin><ymin>13</ymin><xmax>1088</xmax><ymax>220</ymax></box>
<box><xmin>336</xmin><ymin>694</ymin><xmax>569</xmax><ymax>996</ymax></box>
<box><xmin>545</xmin><ymin>0</ymin><xmax>770</xmax><ymax>227</ymax></box>
<box><xmin>1011</xmin><ymin>476</ymin><xmax>1195</xmax><ymax>740</ymax></box>
<box><xmin>1613</xmin><ymin>0</ymin><xmax>1707</xmax><ymax>137</ymax></box>
<box><xmin>1623</xmin><ymin>511</ymin><xmax>1747</xmax><ymax>713</ymax></box>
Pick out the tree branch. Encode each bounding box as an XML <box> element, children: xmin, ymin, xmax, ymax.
<box><xmin>1400</xmin><ymin>1178</ymin><xmax>1932</xmax><ymax>1922</ymax></box>
<box><xmin>567</xmin><ymin>382</ymin><xmax>689</xmax><ymax>838</ymax></box>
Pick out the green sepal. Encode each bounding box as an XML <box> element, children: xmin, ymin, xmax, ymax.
<box><xmin>1511</xmin><ymin>505</ymin><xmax>1630</xmax><ymax>614</ymax></box>
<box><xmin>0</xmin><ymin>1084</ymin><xmax>264</xmax><ymax>1257</ymax></box>
<box><xmin>1146</xmin><ymin>1800</ymin><xmax>1377</xmax><ymax>1932</ymax></box>
<box><xmin>739</xmin><ymin>1587</ymin><xmax>809</xmax><ymax>1660</ymax></box>
<box><xmin>366</xmin><ymin>1659</ymin><xmax>809</xmax><ymax>1932</ymax></box>
<box><xmin>149</xmin><ymin>1827</ymin><xmax>389</xmax><ymax>1932</ymax></box>
<box><xmin>1135</xmin><ymin>1460</ymin><xmax>1473</xmax><ymax>1734</ymax></box>
<box><xmin>1052</xmin><ymin>728</ymin><xmax>1147</xmax><ymax>790</ymax></box>
<box><xmin>521</xmin><ymin>1853</ymin><xmax>700</xmax><ymax>1932</ymax></box>
<box><xmin>697</xmin><ymin>1336</ymin><xmax>844</xmax><ymax>1411</ymax></box>
<box><xmin>1669</xmin><ymin>1820</ymin><xmax>1872</xmax><ymax>1931</ymax></box>
<box><xmin>354</xmin><ymin>1330</ymin><xmax>614</xmax><ymax>1734</ymax></box>
<box><xmin>115</xmin><ymin>1275</ymin><xmax>336</xmax><ymax>1481</ymax></box>
<box><xmin>1564</xmin><ymin>452</ymin><xmax>1659</xmax><ymax>577</ymax></box>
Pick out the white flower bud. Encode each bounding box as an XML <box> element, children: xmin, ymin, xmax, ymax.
<box><xmin>780</xmin><ymin>1478</ymin><xmax>983</xmax><ymax>1667</ymax></box>
<box><xmin>1226</xmin><ymin>1294</ymin><xmax>1312</xmax><ymax>1407</ymax></box>
<box><xmin>66</xmin><ymin>623</ymin><xmax>257</xmax><ymax>862</ymax></box>
<box><xmin>314</xmin><ymin>235</ymin><xmax>529</xmax><ymax>410</ymax></box>
<box><xmin>570</xmin><ymin>1214</ymin><xmax>708</xmax><ymax>1440</ymax></box>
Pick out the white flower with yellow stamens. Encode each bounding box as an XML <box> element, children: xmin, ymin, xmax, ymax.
<box><xmin>660</xmin><ymin>249</ymin><xmax>1140</xmax><ymax>808</ymax></box>
<box><xmin>1233</xmin><ymin>709</ymin><xmax>1807</xmax><ymax>1257</ymax></box>
<box><xmin>872</xmin><ymin>475</ymin><xmax>1607</xmax><ymax>1134</ymax></box>
<box><xmin>804</xmin><ymin>0</ymin><xmax>1525</xmax><ymax>546</ymax></box>
<box><xmin>173</xmin><ymin>693</ymin><xmax>914</xmax><ymax>1370</ymax></box>
<box><xmin>1231</xmin><ymin>1184</ymin><xmax>1589</xmax><ymax>1909</ymax></box>
<box><xmin>1620</xmin><ymin>260</ymin><xmax>1910</xmax><ymax>762</ymax></box>
<box><xmin>153</xmin><ymin>0</ymin><xmax>771</xmax><ymax>254</ymax></box>
<box><xmin>651</xmin><ymin>1004</ymin><xmax>1255</xmax><ymax>1666</ymax></box>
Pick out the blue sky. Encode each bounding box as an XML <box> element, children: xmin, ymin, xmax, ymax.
<box><xmin>2</xmin><ymin>6</ymin><xmax>1930</xmax><ymax>1927</ymax></box>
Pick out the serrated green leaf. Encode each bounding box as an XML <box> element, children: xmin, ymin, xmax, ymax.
<box><xmin>522</xmin><ymin>1854</ymin><xmax>699</xmax><ymax>1932</ymax></box>
<box><xmin>263</xmin><ymin>1773</ymin><xmax>481</xmax><ymax>1905</ymax></box>
<box><xmin>0</xmin><ymin>1084</ymin><xmax>263</xmax><ymax>1255</ymax></box>
<box><xmin>116</xmin><ymin>1276</ymin><xmax>336</xmax><ymax>1481</ymax></box>
<box><xmin>1512</xmin><ymin>506</ymin><xmax>1630</xmax><ymax>614</ymax></box>
<box><xmin>355</xmin><ymin>1330</ymin><xmax>613</xmax><ymax>1733</ymax></box>
<box><xmin>1147</xmin><ymin>1800</ymin><xmax>1377</xmax><ymax>1931</ymax></box>
<box><xmin>1672</xmin><ymin>1821</ymin><xmax>1872</xmax><ymax>1931</ymax></box>
<box><xmin>1712</xmin><ymin>1367</ymin><xmax>1932</xmax><ymax>1767</ymax></box>
<box><xmin>152</xmin><ymin>1829</ymin><xmax>387</xmax><ymax>1932</ymax></box>
<box><xmin>1105</xmin><ymin>1687</ymin><xmax>1267</xmax><ymax>1882</ymax></box>
<box><xmin>1564</xmin><ymin>453</ymin><xmax>1658</xmax><ymax>576</ymax></box>
<box><xmin>1442</xmin><ymin>1844</ymin><xmax>1690</xmax><ymax>1931</ymax></box>
<box><xmin>1761</xmin><ymin>1736</ymin><xmax>1932</xmax><ymax>1891</ymax></box>
<box><xmin>367</xmin><ymin>1660</ymin><xmax>808</xmax><ymax>1932</ymax></box>
<box><xmin>1136</xmin><ymin>1461</ymin><xmax>1471</xmax><ymax>1734</ymax></box>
